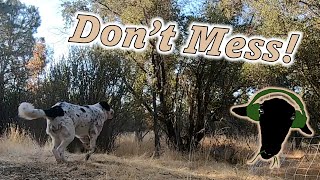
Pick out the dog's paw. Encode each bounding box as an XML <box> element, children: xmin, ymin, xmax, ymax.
<box><xmin>56</xmin><ymin>159</ymin><xmax>68</xmax><ymax>164</ymax></box>
<box><xmin>56</xmin><ymin>159</ymin><xmax>63</xmax><ymax>164</ymax></box>
<box><xmin>85</xmin><ymin>154</ymin><xmax>91</xmax><ymax>161</ymax></box>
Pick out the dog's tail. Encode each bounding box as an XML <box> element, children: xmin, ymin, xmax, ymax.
<box><xmin>18</xmin><ymin>102</ymin><xmax>65</xmax><ymax>120</ymax></box>
<box><xmin>18</xmin><ymin>102</ymin><xmax>47</xmax><ymax>120</ymax></box>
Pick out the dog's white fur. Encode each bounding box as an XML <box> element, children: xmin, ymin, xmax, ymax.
<box><xmin>18</xmin><ymin>101</ymin><xmax>114</xmax><ymax>163</ymax></box>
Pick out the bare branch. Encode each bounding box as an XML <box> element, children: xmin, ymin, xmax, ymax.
<box><xmin>299</xmin><ymin>0</ymin><xmax>320</xmax><ymax>17</ymax></box>
<box><xmin>123</xmin><ymin>77</ymin><xmax>154</xmax><ymax>115</ymax></box>
<box><xmin>94</xmin><ymin>0</ymin><xmax>121</xmax><ymax>17</ymax></box>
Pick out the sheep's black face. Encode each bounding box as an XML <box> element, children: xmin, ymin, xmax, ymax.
<box><xmin>231</xmin><ymin>98</ymin><xmax>296</xmax><ymax>160</ymax></box>
<box><xmin>258</xmin><ymin>98</ymin><xmax>295</xmax><ymax>159</ymax></box>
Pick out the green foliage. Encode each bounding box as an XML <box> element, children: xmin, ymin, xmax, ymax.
<box><xmin>0</xmin><ymin>0</ymin><xmax>40</xmax><ymax>123</ymax></box>
<box><xmin>245</xmin><ymin>0</ymin><xmax>320</xmax><ymax>133</ymax></box>
<box><xmin>61</xmin><ymin>0</ymin><xmax>91</xmax><ymax>27</ymax></box>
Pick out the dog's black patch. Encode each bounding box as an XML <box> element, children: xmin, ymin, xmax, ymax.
<box><xmin>80</xmin><ymin>108</ymin><xmax>86</xmax><ymax>112</ymax></box>
<box><xmin>99</xmin><ymin>101</ymin><xmax>110</xmax><ymax>111</ymax></box>
<box><xmin>44</xmin><ymin>106</ymin><xmax>64</xmax><ymax>119</ymax></box>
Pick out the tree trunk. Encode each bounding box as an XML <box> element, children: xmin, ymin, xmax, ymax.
<box><xmin>151</xmin><ymin>53</ymin><xmax>161</xmax><ymax>158</ymax></box>
<box><xmin>0</xmin><ymin>73</ymin><xmax>5</xmax><ymax>122</ymax></box>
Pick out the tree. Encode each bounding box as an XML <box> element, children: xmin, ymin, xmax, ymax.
<box><xmin>26</xmin><ymin>37</ymin><xmax>48</xmax><ymax>91</ymax></box>
<box><xmin>0</xmin><ymin>0</ymin><xmax>40</xmax><ymax>129</ymax></box>
<box><xmin>61</xmin><ymin>0</ymin><xmax>245</xmax><ymax>152</ymax></box>
<box><xmin>244</xmin><ymin>0</ymin><xmax>320</xmax><ymax>134</ymax></box>
<box><xmin>57</xmin><ymin>0</ymin><xmax>320</xmax><ymax>156</ymax></box>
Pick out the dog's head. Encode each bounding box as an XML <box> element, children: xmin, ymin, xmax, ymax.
<box><xmin>99</xmin><ymin>101</ymin><xmax>114</xmax><ymax>120</ymax></box>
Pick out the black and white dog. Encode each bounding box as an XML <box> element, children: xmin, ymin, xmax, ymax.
<box><xmin>18</xmin><ymin>101</ymin><xmax>114</xmax><ymax>163</ymax></box>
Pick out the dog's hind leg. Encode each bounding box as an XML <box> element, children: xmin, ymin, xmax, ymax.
<box><xmin>51</xmin><ymin>135</ymin><xmax>62</xmax><ymax>163</ymax></box>
<box><xmin>47</xmin><ymin>122</ymin><xmax>63</xmax><ymax>163</ymax></box>
<box><xmin>79</xmin><ymin>136</ymin><xmax>90</xmax><ymax>150</ymax></box>
<box><xmin>58</xmin><ymin>136</ymin><xmax>74</xmax><ymax>162</ymax></box>
<box><xmin>56</xmin><ymin>118</ymin><xmax>75</xmax><ymax>162</ymax></box>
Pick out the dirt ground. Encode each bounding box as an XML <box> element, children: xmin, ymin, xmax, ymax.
<box><xmin>0</xmin><ymin>152</ymin><xmax>250</xmax><ymax>180</ymax></box>
<box><xmin>0</xmin><ymin>131</ymin><xmax>278</xmax><ymax>180</ymax></box>
<box><xmin>0</xmin><ymin>156</ymin><xmax>198</xmax><ymax>180</ymax></box>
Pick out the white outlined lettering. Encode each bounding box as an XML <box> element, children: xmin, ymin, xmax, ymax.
<box><xmin>68</xmin><ymin>12</ymin><xmax>303</xmax><ymax>66</ymax></box>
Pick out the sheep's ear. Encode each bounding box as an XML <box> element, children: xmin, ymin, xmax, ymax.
<box><xmin>230</xmin><ymin>106</ymin><xmax>247</xmax><ymax>118</ymax></box>
<box><xmin>300</xmin><ymin>125</ymin><xmax>313</xmax><ymax>136</ymax></box>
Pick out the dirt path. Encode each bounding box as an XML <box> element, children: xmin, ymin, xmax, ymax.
<box><xmin>0</xmin><ymin>153</ymin><xmax>217</xmax><ymax>180</ymax></box>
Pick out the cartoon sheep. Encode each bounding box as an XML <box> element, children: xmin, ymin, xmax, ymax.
<box><xmin>230</xmin><ymin>87</ymin><xmax>314</xmax><ymax>168</ymax></box>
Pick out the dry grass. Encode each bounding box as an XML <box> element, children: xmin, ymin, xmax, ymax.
<box><xmin>199</xmin><ymin>135</ymin><xmax>259</xmax><ymax>165</ymax></box>
<box><xmin>0</xmin><ymin>125</ymin><xmax>45</xmax><ymax>157</ymax></box>
<box><xmin>283</xmin><ymin>149</ymin><xmax>305</xmax><ymax>159</ymax></box>
<box><xmin>0</xmin><ymin>126</ymin><xmax>277</xmax><ymax>179</ymax></box>
<box><xmin>112</xmin><ymin>132</ymin><xmax>272</xmax><ymax>179</ymax></box>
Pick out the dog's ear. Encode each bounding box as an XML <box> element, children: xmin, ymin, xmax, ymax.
<box><xmin>99</xmin><ymin>101</ymin><xmax>111</xmax><ymax>111</ymax></box>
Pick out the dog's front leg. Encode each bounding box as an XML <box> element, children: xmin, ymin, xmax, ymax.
<box><xmin>85</xmin><ymin>135</ymin><xmax>97</xmax><ymax>161</ymax></box>
<box><xmin>85</xmin><ymin>125</ymin><xmax>103</xmax><ymax>161</ymax></box>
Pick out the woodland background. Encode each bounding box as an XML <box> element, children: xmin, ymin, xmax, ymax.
<box><xmin>0</xmin><ymin>0</ymin><xmax>319</xmax><ymax>155</ymax></box>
